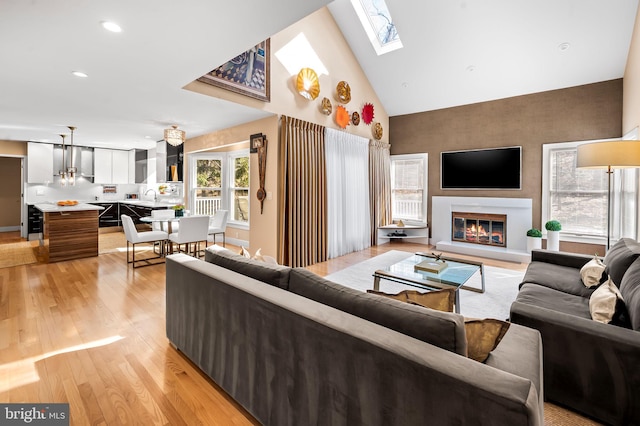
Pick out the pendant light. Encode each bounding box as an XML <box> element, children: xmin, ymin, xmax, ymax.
<box><xmin>164</xmin><ymin>125</ymin><xmax>185</xmax><ymax>146</ymax></box>
<box><xmin>59</xmin><ymin>134</ymin><xmax>68</xmax><ymax>186</ymax></box>
<box><xmin>67</xmin><ymin>126</ymin><xmax>77</xmax><ymax>185</ymax></box>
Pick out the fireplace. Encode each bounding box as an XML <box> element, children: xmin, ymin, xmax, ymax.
<box><xmin>452</xmin><ymin>212</ymin><xmax>506</xmax><ymax>247</ymax></box>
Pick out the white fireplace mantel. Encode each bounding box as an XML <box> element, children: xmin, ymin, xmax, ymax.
<box><xmin>431</xmin><ymin>196</ymin><xmax>532</xmax><ymax>263</ymax></box>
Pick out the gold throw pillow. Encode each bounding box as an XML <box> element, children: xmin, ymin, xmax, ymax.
<box><xmin>463</xmin><ymin>319</ymin><xmax>510</xmax><ymax>362</ymax></box>
<box><xmin>367</xmin><ymin>289</ymin><xmax>455</xmax><ymax>312</ymax></box>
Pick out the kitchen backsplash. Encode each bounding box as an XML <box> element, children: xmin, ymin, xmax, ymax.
<box><xmin>26</xmin><ymin>181</ymin><xmax>184</xmax><ymax>204</ymax></box>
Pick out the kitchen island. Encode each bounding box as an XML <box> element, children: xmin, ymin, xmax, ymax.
<box><xmin>35</xmin><ymin>203</ymin><xmax>104</xmax><ymax>263</ymax></box>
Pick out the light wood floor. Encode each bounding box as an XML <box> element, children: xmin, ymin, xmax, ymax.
<box><xmin>0</xmin><ymin>234</ymin><xmax>599</xmax><ymax>425</ymax></box>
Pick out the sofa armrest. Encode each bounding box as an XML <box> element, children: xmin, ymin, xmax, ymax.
<box><xmin>530</xmin><ymin>249</ymin><xmax>593</xmax><ymax>269</ymax></box>
<box><xmin>510</xmin><ymin>301</ymin><xmax>640</xmax><ymax>424</ymax></box>
<box><xmin>485</xmin><ymin>323</ymin><xmax>543</xmax><ymax>409</ymax></box>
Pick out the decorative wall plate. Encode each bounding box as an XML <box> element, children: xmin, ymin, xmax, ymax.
<box><xmin>296</xmin><ymin>68</ymin><xmax>320</xmax><ymax>100</ymax></box>
<box><xmin>372</xmin><ymin>122</ymin><xmax>383</xmax><ymax>140</ymax></box>
<box><xmin>351</xmin><ymin>111</ymin><xmax>360</xmax><ymax>126</ymax></box>
<box><xmin>362</xmin><ymin>103</ymin><xmax>374</xmax><ymax>125</ymax></box>
<box><xmin>335</xmin><ymin>105</ymin><xmax>350</xmax><ymax>129</ymax></box>
<box><xmin>321</xmin><ymin>97</ymin><xmax>332</xmax><ymax>115</ymax></box>
<box><xmin>336</xmin><ymin>81</ymin><xmax>351</xmax><ymax>103</ymax></box>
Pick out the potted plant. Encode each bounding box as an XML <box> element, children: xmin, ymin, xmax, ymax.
<box><xmin>526</xmin><ymin>228</ymin><xmax>542</xmax><ymax>253</ymax></box>
<box><xmin>545</xmin><ymin>220</ymin><xmax>562</xmax><ymax>251</ymax></box>
<box><xmin>172</xmin><ymin>203</ymin><xmax>185</xmax><ymax>217</ymax></box>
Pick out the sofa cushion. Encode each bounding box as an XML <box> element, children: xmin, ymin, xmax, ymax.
<box><xmin>619</xmin><ymin>257</ymin><xmax>640</xmax><ymax>331</ymax></box>
<box><xmin>367</xmin><ymin>288</ymin><xmax>455</xmax><ymax>312</ymax></box>
<box><xmin>288</xmin><ymin>268</ymin><xmax>468</xmax><ymax>356</ymax></box>
<box><xmin>580</xmin><ymin>256</ymin><xmax>606</xmax><ymax>288</ymax></box>
<box><xmin>204</xmin><ymin>246</ymin><xmax>291</xmax><ymax>290</ymax></box>
<box><xmin>515</xmin><ymin>283</ymin><xmax>591</xmax><ymax>320</ymax></box>
<box><xmin>521</xmin><ymin>262</ymin><xmax>595</xmax><ymax>298</ymax></box>
<box><xmin>589</xmin><ymin>279</ymin><xmax>625</xmax><ymax>324</ymax></box>
<box><xmin>603</xmin><ymin>238</ymin><xmax>640</xmax><ymax>287</ymax></box>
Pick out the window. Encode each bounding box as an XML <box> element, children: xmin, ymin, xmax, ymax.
<box><xmin>229</xmin><ymin>153</ymin><xmax>249</xmax><ymax>222</ymax></box>
<box><xmin>391</xmin><ymin>153</ymin><xmax>427</xmax><ymax>223</ymax></box>
<box><xmin>542</xmin><ymin>139</ymin><xmax>638</xmax><ymax>243</ymax></box>
<box><xmin>190</xmin><ymin>150</ymin><xmax>249</xmax><ymax>227</ymax></box>
<box><xmin>351</xmin><ymin>0</ymin><xmax>403</xmax><ymax>55</ymax></box>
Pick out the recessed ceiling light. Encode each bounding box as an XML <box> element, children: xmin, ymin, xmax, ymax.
<box><xmin>466</xmin><ymin>65</ymin><xmax>476</xmax><ymax>72</ymax></box>
<box><xmin>101</xmin><ymin>21</ymin><xmax>122</xmax><ymax>33</ymax></box>
<box><xmin>558</xmin><ymin>42</ymin><xmax>571</xmax><ymax>51</ymax></box>
<box><xmin>71</xmin><ymin>71</ymin><xmax>88</xmax><ymax>78</ymax></box>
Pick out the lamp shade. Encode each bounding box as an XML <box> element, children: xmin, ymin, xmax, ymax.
<box><xmin>164</xmin><ymin>125</ymin><xmax>185</xmax><ymax>146</ymax></box>
<box><xmin>577</xmin><ymin>140</ymin><xmax>640</xmax><ymax>169</ymax></box>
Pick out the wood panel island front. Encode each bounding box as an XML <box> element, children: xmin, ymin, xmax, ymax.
<box><xmin>35</xmin><ymin>203</ymin><xmax>104</xmax><ymax>263</ymax></box>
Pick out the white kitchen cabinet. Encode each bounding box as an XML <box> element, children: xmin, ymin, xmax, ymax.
<box><xmin>94</xmin><ymin>148</ymin><xmax>130</xmax><ymax>184</ymax></box>
<box><xmin>27</xmin><ymin>142</ymin><xmax>54</xmax><ymax>183</ymax></box>
<box><xmin>112</xmin><ymin>150</ymin><xmax>129</xmax><ymax>184</ymax></box>
<box><xmin>94</xmin><ymin>148</ymin><xmax>112</xmax><ymax>183</ymax></box>
<box><xmin>128</xmin><ymin>150</ymin><xmax>136</xmax><ymax>184</ymax></box>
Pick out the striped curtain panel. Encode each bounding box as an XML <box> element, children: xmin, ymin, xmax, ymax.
<box><xmin>278</xmin><ymin>116</ymin><xmax>327</xmax><ymax>267</ymax></box>
<box><xmin>369</xmin><ymin>140</ymin><xmax>392</xmax><ymax>245</ymax></box>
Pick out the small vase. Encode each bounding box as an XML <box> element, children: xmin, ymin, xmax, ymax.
<box><xmin>546</xmin><ymin>231</ymin><xmax>560</xmax><ymax>251</ymax></box>
<box><xmin>175</xmin><ymin>209</ymin><xmax>184</xmax><ymax>217</ymax></box>
<box><xmin>527</xmin><ymin>237</ymin><xmax>542</xmax><ymax>253</ymax></box>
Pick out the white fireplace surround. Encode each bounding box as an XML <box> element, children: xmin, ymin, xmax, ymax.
<box><xmin>432</xmin><ymin>196</ymin><xmax>532</xmax><ymax>263</ymax></box>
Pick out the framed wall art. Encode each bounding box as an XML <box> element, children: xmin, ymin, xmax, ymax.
<box><xmin>197</xmin><ymin>39</ymin><xmax>270</xmax><ymax>102</ymax></box>
<box><xmin>250</xmin><ymin>133</ymin><xmax>264</xmax><ymax>154</ymax></box>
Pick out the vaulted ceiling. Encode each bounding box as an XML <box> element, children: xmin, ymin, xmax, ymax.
<box><xmin>1</xmin><ymin>0</ymin><xmax>637</xmax><ymax>149</ymax></box>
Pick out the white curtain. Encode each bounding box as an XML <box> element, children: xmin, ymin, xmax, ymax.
<box><xmin>325</xmin><ymin>128</ymin><xmax>371</xmax><ymax>258</ymax></box>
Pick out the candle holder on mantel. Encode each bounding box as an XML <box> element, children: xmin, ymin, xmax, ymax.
<box><xmin>251</xmin><ymin>133</ymin><xmax>268</xmax><ymax>214</ymax></box>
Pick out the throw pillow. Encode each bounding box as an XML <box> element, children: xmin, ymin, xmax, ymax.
<box><xmin>367</xmin><ymin>289</ymin><xmax>455</xmax><ymax>312</ymax></box>
<box><xmin>240</xmin><ymin>246</ymin><xmax>251</xmax><ymax>258</ymax></box>
<box><xmin>252</xmin><ymin>248</ymin><xmax>265</xmax><ymax>262</ymax></box>
<box><xmin>580</xmin><ymin>256</ymin><xmax>606</xmax><ymax>288</ymax></box>
<box><xmin>589</xmin><ymin>278</ymin><xmax>625</xmax><ymax>324</ymax></box>
<box><xmin>463</xmin><ymin>319</ymin><xmax>511</xmax><ymax>363</ymax></box>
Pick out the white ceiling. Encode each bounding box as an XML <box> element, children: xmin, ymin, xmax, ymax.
<box><xmin>1</xmin><ymin>0</ymin><xmax>638</xmax><ymax>150</ymax></box>
<box><xmin>329</xmin><ymin>0</ymin><xmax>639</xmax><ymax>116</ymax></box>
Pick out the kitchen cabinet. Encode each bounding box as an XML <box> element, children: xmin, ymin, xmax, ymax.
<box><xmin>128</xmin><ymin>150</ymin><xmax>136</xmax><ymax>184</ymax></box>
<box><xmin>135</xmin><ymin>150</ymin><xmax>148</xmax><ymax>183</ymax></box>
<box><xmin>94</xmin><ymin>148</ymin><xmax>129</xmax><ymax>184</ymax></box>
<box><xmin>27</xmin><ymin>142</ymin><xmax>54</xmax><ymax>183</ymax></box>
<box><xmin>166</xmin><ymin>143</ymin><xmax>183</xmax><ymax>182</ymax></box>
<box><xmin>119</xmin><ymin>203</ymin><xmax>159</xmax><ymax>225</ymax></box>
<box><xmin>91</xmin><ymin>202</ymin><xmax>120</xmax><ymax>227</ymax></box>
<box><xmin>27</xmin><ymin>204</ymin><xmax>43</xmax><ymax>234</ymax></box>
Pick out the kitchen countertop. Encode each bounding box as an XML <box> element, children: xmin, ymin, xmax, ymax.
<box><xmin>35</xmin><ymin>203</ymin><xmax>105</xmax><ymax>213</ymax></box>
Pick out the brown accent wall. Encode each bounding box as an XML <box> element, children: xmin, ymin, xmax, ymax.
<box><xmin>390</xmin><ymin>80</ymin><xmax>623</xmax><ymax>253</ymax></box>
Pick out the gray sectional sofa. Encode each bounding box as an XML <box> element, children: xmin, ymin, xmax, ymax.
<box><xmin>510</xmin><ymin>239</ymin><xmax>640</xmax><ymax>425</ymax></box>
<box><xmin>165</xmin><ymin>248</ymin><xmax>544</xmax><ymax>426</ymax></box>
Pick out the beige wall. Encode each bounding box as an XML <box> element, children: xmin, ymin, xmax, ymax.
<box><xmin>390</xmin><ymin>80</ymin><xmax>623</xmax><ymax>254</ymax></box>
<box><xmin>185</xmin><ymin>116</ymin><xmax>279</xmax><ymax>257</ymax></box>
<box><xmin>183</xmin><ymin>7</ymin><xmax>388</xmax><ymax>259</ymax></box>
<box><xmin>0</xmin><ymin>140</ymin><xmax>27</xmax><ymax>157</ymax></box>
<box><xmin>184</xmin><ymin>7</ymin><xmax>389</xmax><ymax>143</ymax></box>
<box><xmin>623</xmin><ymin>5</ymin><xmax>640</xmax><ymax>135</ymax></box>
<box><xmin>0</xmin><ymin>157</ymin><xmax>22</xmax><ymax>227</ymax></box>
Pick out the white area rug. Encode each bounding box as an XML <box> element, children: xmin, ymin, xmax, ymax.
<box><xmin>325</xmin><ymin>250</ymin><xmax>524</xmax><ymax>320</ymax></box>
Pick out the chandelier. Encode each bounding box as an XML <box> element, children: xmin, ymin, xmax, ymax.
<box><xmin>164</xmin><ymin>125</ymin><xmax>186</xmax><ymax>146</ymax></box>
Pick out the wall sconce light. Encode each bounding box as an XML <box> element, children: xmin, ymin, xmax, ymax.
<box><xmin>296</xmin><ymin>68</ymin><xmax>320</xmax><ymax>100</ymax></box>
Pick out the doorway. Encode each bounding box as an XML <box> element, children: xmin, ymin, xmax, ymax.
<box><xmin>0</xmin><ymin>157</ymin><xmax>23</xmax><ymax>239</ymax></box>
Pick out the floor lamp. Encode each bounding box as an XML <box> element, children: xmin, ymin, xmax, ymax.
<box><xmin>576</xmin><ymin>140</ymin><xmax>640</xmax><ymax>251</ymax></box>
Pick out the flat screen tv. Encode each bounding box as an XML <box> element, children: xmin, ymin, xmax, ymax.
<box><xmin>440</xmin><ymin>146</ymin><xmax>522</xmax><ymax>190</ymax></box>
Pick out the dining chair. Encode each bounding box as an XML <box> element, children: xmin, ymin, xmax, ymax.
<box><xmin>168</xmin><ymin>215</ymin><xmax>210</xmax><ymax>257</ymax></box>
<box><xmin>151</xmin><ymin>208</ymin><xmax>175</xmax><ymax>232</ymax></box>
<box><xmin>207</xmin><ymin>209</ymin><xmax>229</xmax><ymax>247</ymax></box>
<box><xmin>121</xmin><ymin>214</ymin><xmax>168</xmax><ymax>268</ymax></box>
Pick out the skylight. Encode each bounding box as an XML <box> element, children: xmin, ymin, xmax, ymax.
<box><xmin>351</xmin><ymin>0</ymin><xmax>403</xmax><ymax>55</ymax></box>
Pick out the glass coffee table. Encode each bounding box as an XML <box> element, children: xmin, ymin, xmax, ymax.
<box><xmin>373</xmin><ymin>252</ymin><xmax>485</xmax><ymax>313</ymax></box>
